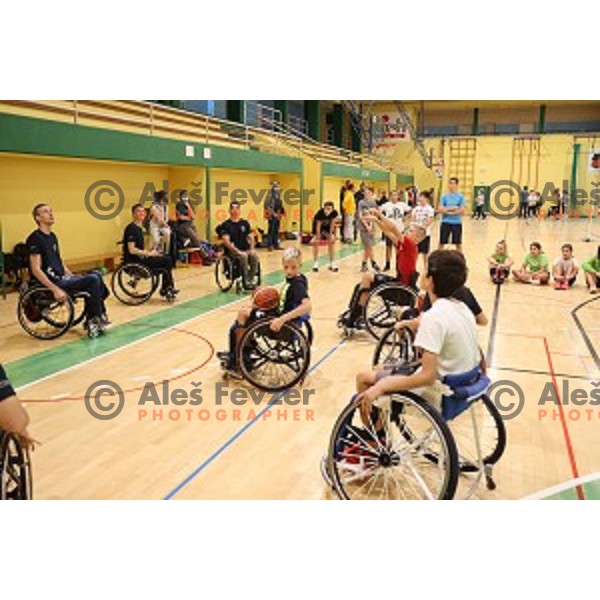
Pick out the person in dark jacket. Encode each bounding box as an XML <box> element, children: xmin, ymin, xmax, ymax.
<box><xmin>265</xmin><ymin>181</ymin><xmax>284</xmax><ymax>251</ymax></box>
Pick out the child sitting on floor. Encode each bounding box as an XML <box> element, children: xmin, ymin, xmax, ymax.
<box><xmin>488</xmin><ymin>240</ymin><xmax>514</xmax><ymax>284</ymax></box>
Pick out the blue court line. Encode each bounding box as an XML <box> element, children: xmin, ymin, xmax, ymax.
<box><xmin>163</xmin><ymin>337</ymin><xmax>348</xmax><ymax>500</ymax></box>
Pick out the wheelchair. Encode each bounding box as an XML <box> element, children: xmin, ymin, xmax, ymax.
<box><xmin>321</xmin><ymin>328</ymin><xmax>506</xmax><ymax>500</ymax></box>
<box><xmin>0</xmin><ymin>430</ymin><xmax>32</xmax><ymax>500</ymax></box>
<box><xmin>111</xmin><ymin>261</ymin><xmax>176</xmax><ymax>304</ymax></box>
<box><xmin>220</xmin><ymin>313</ymin><xmax>313</xmax><ymax>392</ymax></box>
<box><xmin>215</xmin><ymin>250</ymin><xmax>261</xmax><ymax>293</ymax></box>
<box><xmin>338</xmin><ymin>279</ymin><xmax>419</xmax><ymax>341</ymax></box>
<box><xmin>17</xmin><ymin>280</ymin><xmax>89</xmax><ymax>340</ymax></box>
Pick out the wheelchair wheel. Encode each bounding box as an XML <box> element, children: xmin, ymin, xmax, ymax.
<box><xmin>447</xmin><ymin>394</ymin><xmax>507</xmax><ymax>473</ymax></box>
<box><xmin>215</xmin><ymin>255</ymin><xmax>235</xmax><ymax>292</ymax></box>
<box><xmin>238</xmin><ymin>320</ymin><xmax>311</xmax><ymax>392</ymax></box>
<box><xmin>71</xmin><ymin>292</ymin><xmax>89</xmax><ymax>327</ymax></box>
<box><xmin>328</xmin><ymin>392</ymin><xmax>459</xmax><ymax>500</ymax></box>
<box><xmin>111</xmin><ymin>263</ymin><xmax>158</xmax><ymax>305</ymax></box>
<box><xmin>17</xmin><ymin>286</ymin><xmax>74</xmax><ymax>340</ymax></box>
<box><xmin>372</xmin><ymin>326</ymin><xmax>417</xmax><ymax>368</ymax></box>
<box><xmin>364</xmin><ymin>283</ymin><xmax>418</xmax><ymax>340</ymax></box>
<box><xmin>0</xmin><ymin>432</ymin><xmax>32</xmax><ymax>500</ymax></box>
<box><xmin>300</xmin><ymin>320</ymin><xmax>314</xmax><ymax>346</ymax></box>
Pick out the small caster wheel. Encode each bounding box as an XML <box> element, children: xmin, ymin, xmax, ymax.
<box><xmin>485</xmin><ymin>476</ymin><xmax>497</xmax><ymax>491</ymax></box>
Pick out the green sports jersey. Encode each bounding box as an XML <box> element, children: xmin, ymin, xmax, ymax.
<box><xmin>581</xmin><ymin>256</ymin><xmax>600</xmax><ymax>273</ymax></box>
<box><xmin>524</xmin><ymin>253</ymin><xmax>548</xmax><ymax>272</ymax></box>
<box><xmin>492</xmin><ymin>252</ymin><xmax>508</xmax><ymax>264</ymax></box>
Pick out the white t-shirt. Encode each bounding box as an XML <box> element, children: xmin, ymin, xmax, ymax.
<box><xmin>414</xmin><ymin>298</ymin><xmax>480</xmax><ymax>379</ymax></box>
<box><xmin>381</xmin><ymin>201</ymin><xmax>410</xmax><ymax>230</ymax></box>
<box><xmin>552</xmin><ymin>257</ymin><xmax>579</xmax><ymax>271</ymax></box>
<box><xmin>411</xmin><ymin>204</ymin><xmax>435</xmax><ymax>237</ymax></box>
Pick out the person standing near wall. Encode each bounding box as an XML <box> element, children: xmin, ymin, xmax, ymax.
<box><xmin>519</xmin><ymin>185</ymin><xmax>529</xmax><ymax>219</ymax></box>
<box><xmin>353</xmin><ymin>182</ymin><xmax>365</xmax><ymax>242</ymax></box>
<box><xmin>265</xmin><ymin>181</ymin><xmax>284</xmax><ymax>251</ymax></box>
<box><xmin>342</xmin><ymin>183</ymin><xmax>356</xmax><ymax>243</ymax></box>
<box><xmin>438</xmin><ymin>177</ymin><xmax>466</xmax><ymax>253</ymax></box>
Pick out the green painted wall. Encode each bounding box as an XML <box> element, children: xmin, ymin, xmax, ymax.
<box><xmin>321</xmin><ymin>161</ymin><xmax>389</xmax><ymax>181</ymax></box>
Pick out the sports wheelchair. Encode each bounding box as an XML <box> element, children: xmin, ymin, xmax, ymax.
<box><xmin>111</xmin><ymin>261</ymin><xmax>176</xmax><ymax>305</ymax></box>
<box><xmin>17</xmin><ymin>280</ymin><xmax>89</xmax><ymax>340</ymax></box>
<box><xmin>0</xmin><ymin>430</ymin><xmax>32</xmax><ymax>500</ymax></box>
<box><xmin>321</xmin><ymin>326</ymin><xmax>506</xmax><ymax>500</ymax></box>
<box><xmin>220</xmin><ymin>313</ymin><xmax>313</xmax><ymax>392</ymax></box>
<box><xmin>338</xmin><ymin>279</ymin><xmax>420</xmax><ymax>340</ymax></box>
<box><xmin>215</xmin><ymin>250</ymin><xmax>262</xmax><ymax>294</ymax></box>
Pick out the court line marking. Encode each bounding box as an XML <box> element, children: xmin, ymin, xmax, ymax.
<box><xmin>12</xmin><ymin>246</ymin><xmax>363</xmax><ymax>393</ymax></box>
<box><xmin>522</xmin><ymin>471</ymin><xmax>600</xmax><ymax>500</ymax></box>
<box><xmin>485</xmin><ymin>282</ymin><xmax>502</xmax><ymax>366</ymax></box>
<box><xmin>489</xmin><ymin>365</ymin><xmax>594</xmax><ymax>382</ymax></box>
<box><xmin>163</xmin><ymin>338</ymin><xmax>348</xmax><ymax>500</ymax></box>
<box><xmin>542</xmin><ymin>336</ymin><xmax>585</xmax><ymax>500</ymax></box>
<box><xmin>571</xmin><ymin>296</ymin><xmax>600</xmax><ymax>371</ymax></box>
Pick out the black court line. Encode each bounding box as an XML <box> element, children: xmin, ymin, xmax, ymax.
<box><xmin>571</xmin><ymin>296</ymin><xmax>600</xmax><ymax>371</ymax></box>
<box><xmin>485</xmin><ymin>282</ymin><xmax>502</xmax><ymax>366</ymax></box>
<box><xmin>489</xmin><ymin>365</ymin><xmax>595</xmax><ymax>382</ymax></box>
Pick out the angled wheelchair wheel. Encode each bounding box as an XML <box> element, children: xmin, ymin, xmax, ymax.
<box><xmin>238</xmin><ymin>320</ymin><xmax>311</xmax><ymax>392</ymax></box>
<box><xmin>364</xmin><ymin>283</ymin><xmax>418</xmax><ymax>340</ymax></box>
<box><xmin>71</xmin><ymin>292</ymin><xmax>89</xmax><ymax>327</ymax></box>
<box><xmin>0</xmin><ymin>432</ymin><xmax>32</xmax><ymax>500</ymax></box>
<box><xmin>112</xmin><ymin>263</ymin><xmax>157</xmax><ymax>305</ymax></box>
<box><xmin>17</xmin><ymin>286</ymin><xmax>74</xmax><ymax>340</ymax></box>
<box><xmin>448</xmin><ymin>394</ymin><xmax>506</xmax><ymax>473</ymax></box>
<box><xmin>215</xmin><ymin>255</ymin><xmax>235</xmax><ymax>292</ymax></box>
<box><xmin>328</xmin><ymin>392</ymin><xmax>459</xmax><ymax>500</ymax></box>
<box><xmin>372</xmin><ymin>326</ymin><xmax>417</xmax><ymax>368</ymax></box>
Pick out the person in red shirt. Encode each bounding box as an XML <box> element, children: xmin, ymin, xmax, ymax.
<box><xmin>339</xmin><ymin>209</ymin><xmax>425</xmax><ymax>328</ymax></box>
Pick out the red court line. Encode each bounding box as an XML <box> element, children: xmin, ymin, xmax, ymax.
<box><xmin>542</xmin><ymin>336</ymin><xmax>585</xmax><ymax>500</ymax></box>
<box><xmin>20</xmin><ymin>326</ymin><xmax>215</xmax><ymax>404</ymax></box>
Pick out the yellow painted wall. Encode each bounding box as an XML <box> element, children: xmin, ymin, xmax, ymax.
<box><xmin>0</xmin><ymin>153</ymin><xmax>176</xmax><ymax>260</ymax></box>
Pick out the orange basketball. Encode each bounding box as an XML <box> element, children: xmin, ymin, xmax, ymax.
<box><xmin>253</xmin><ymin>286</ymin><xmax>280</xmax><ymax>311</ymax></box>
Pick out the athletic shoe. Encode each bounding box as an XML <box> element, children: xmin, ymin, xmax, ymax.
<box><xmin>561</xmin><ymin>280</ymin><xmax>569</xmax><ymax>290</ymax></box>
<box><xmin>312</xmin><ymin>262</ymin><xmax>319</xmax><ymax>272</ymax></box>
<box><xmin>216</xmin><ymin>351</ymin><xmax>231</xmax><ymax>363</ymax></box>
<box><xmin>360</xmin><ymin>262</ymin><xmax>368</xmax><ymax>273</ymax></box>
<box><xmin>328</xmin><ymin>263</ymin><xmax>339</xmax><ymax>272</ymax></box>
<box><xmin>554</xmin><ymin>280</ymin><xmax>563</xmax><ymax>290</ymax></box>
<box><xmin>86</xmin><ymin>317</ymin><xmax>102</xmax><ymax>339</ymax></box>
<box><xmin>383</xmin><ymin>262</ymin><xmax>391</xmax><ymax>272</ymax></box>
<box><xmin>371</xmin><ymin>262</ymin><xmax>381</xmax><ymax>272</ymax></box>
<box><xmin>530</xmin><ymin>279</ymin><xmax>541</xmax><ymax>285</ymax></box>
<box><xmin>590</xmin><ymin>287</ymin><xmax>598</xmax><ymax>294</ymax></box>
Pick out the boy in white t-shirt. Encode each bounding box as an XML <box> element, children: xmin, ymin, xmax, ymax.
<box><xmin>356</xmin><ymin>250</ymin><xmax>480</xmax><ymax>412</ymax></box>
<box><xmin>380</xmin><ymin>190</ymin><xmax>411</xmax><ymax>272</ymax></box>
<box><xmin>410</xmin><ymin>190</ymin><xmax>435</xmax><ymax>273</ymax></box>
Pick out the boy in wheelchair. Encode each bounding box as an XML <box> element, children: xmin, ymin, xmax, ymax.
<box><xmin>338</xmin><ymin>209</ymin><xmax>426</xmax><ymax>330</ymax></box>
<box><xmin>355</xmin><ymin>250</ymin><xmax>484</xmax><ymax>428</ymax></box>
<box><xmin>217</xmin><ymin>247</ymin><xmax>311</xmax><ymax>379</ymax></box>
<box><xmin>27</xmin><ymin>203</ymin><xmax>110</xmax><ymax>338</ymax></box>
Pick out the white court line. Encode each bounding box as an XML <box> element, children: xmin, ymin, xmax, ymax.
<box><xmin>15</xmin><ymin>249</ymin><xmax>362</xmax><ymax>393</ymax></box>
<box><xmin>521</xmin><ymin>471</ymin><xmax>600</xmax><ymax>500</ymax></box>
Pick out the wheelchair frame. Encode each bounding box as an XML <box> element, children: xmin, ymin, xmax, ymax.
<box><xmin>215</xmin><ymin>251</ymin><xmax>261</xmax><ymax>294</ymax></box>
<box><xmin>0</xmin><ymin>431</ymin><xmax>32</xmax><ymax>500</ymax></box>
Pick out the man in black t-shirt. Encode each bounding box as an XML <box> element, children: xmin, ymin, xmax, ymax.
<box><xmin>27</xmin><ymin>204</ymin><xmax>110</xmax><ymax>337</ymax></box>
<box><xmin>123</xmin><ymin>204</ymin><xmax>178</xmax><ymax>296</ymax></box>
<box><xmin>311</xmin><ymin>201</ymin><xmax>340</xmax><ymax>273</ymax></box>
<box><xmin>175</xmin><ymin>190</ymin><xmax>214</xmax><ymax>265</ymax></box>
<box><xmin>216</xmin><ymin>201</ymin><xmax>259</xmax><ymax>290</ymax></box>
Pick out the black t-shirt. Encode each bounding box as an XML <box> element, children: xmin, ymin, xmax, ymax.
<box><xmin>281</xmin><ymin>274</ymin><xmax>309</xmax><ymax>314</ymax></box>
<box><xmin>218</xmin><ymin>219</ymin><xmax>251</xmax><ymax>251</ymax></box>
<box><xmin>312</xmin><ymin>208</ymin><xmax>339</xmax><ymax>235</ymax></box>
<box><xmin>422</xmin><ymin>286</ymin><xmax>482</xmax><ymax>317</ymax></box>
<box><xmin>176</xmin><ymin>200</ymin><xmax>190</xmax><ymax>222</ymax></box>
<box><xmin>26</xmin><ymin>229</ymin><xmax>64</xmax><ymax>280</ymax></box>
<box><xmin>0</xmin><ymin>364</ymin><xmax>16</xmax><ymax>402</ymax></box>
<box><xmin>123</xmin><ymin>222</ymin><xmax>145</xmax><ymax>261</ymax></box>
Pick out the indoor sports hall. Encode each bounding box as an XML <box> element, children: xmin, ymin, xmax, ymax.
<box><xmin>1</xmin><ymin>100</ymin><xmax>599</xmax><ymax>501</ymax></box>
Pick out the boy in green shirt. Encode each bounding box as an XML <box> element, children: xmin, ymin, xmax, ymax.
<box><xmin>513</xmin><ymin>241</ymin><xmax>550</xmax><ymax>285</ymax></box>
<box><xmin>488</xmin><ymin>240</ymin><xmax>514</xmax><ymax>284</ymax></box>
<box><xmin>582</xmin><ymin>246</ymin><xmax>600</xmax><ymax>294</ymax></box>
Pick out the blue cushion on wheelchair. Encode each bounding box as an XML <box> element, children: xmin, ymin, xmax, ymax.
<box><xmin>441</xmin><ymin>367</ymin><xmax>491</xmax><ymax>421</ymax></box>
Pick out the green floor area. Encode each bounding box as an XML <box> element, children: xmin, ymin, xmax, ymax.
<box><xmin>543</xmin><ymin>479</ymin><xmax>600</xmax><ymax>500</ymax></box>
<box><xmin>6</xmin><ymin>244</ymin><xmax>360</xmax><ymax>389</ymax></box>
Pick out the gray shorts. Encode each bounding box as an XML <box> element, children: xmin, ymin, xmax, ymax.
<box><xmin>359</xmin><ymin>228</ymin><xmax>376</xmax><ymax>247</ymax></box>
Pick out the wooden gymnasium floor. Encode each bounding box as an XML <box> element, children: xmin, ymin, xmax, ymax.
<box><xmin>2</xmin><ymin>216</ymin><xmax>599</xmax><ymax>500</ymax></box>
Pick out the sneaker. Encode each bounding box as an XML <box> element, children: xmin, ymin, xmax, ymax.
<box><xmin>216</xmin><ymin>351</ymin><xmax>231</xmax><ymax>363</ymax></box>
<box><xmin>360</xmin><ymin>262</ymin><xmax>368</xmax><ymax>273</ymax></box>
<box><xmin>531</xmin><ymin>279</ymin><xmax>541</xmax><ymax>286</ymax></box>
<box><xmin>561</xmin><ymin>280</ymin><xmax>569</xmax><ymax>290</ymax></box>
<box><xmin>86</xmin><ymin>317</ymin><xmax>102</xmax><ymax>339</ymax></box>
<box><xmin>554</xmin><ymin>280</ymin><xmax>563</xmax><ymax>290</ymax></box>
<box><xmin>328</xmin><ymin>263</ymin><xmax>339</xmax><ymax>272</ymax></box>
<box><xmin>383</xmin><ymin>262</ymin><xmax>391</xmax><ymax>272</ymax></box>
<box><xmin>371</xmin><ymin>262</ymin><xmax>380</xmax><ymax>272</ymax></box>
<box><xmin>312</xmin><ymin>262</ymin><xmax>319</xmax><ymax>272</ymax></box>
<box><xmin>590</xmin><ymin>287</ymin><xmax>598</xmax><ymax>294</ymax></box>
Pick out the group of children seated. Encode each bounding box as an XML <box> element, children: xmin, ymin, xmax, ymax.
<box><xmin>488</xmin><ymin>241</ymin><xmax>600</xmax><ymax>293</ymax></box>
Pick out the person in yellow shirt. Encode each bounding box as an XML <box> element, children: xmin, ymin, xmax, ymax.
<box><xmin>342</xmin><ymin>183</ymin><xmax>356</xmax><ymax>243</ymax></box>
